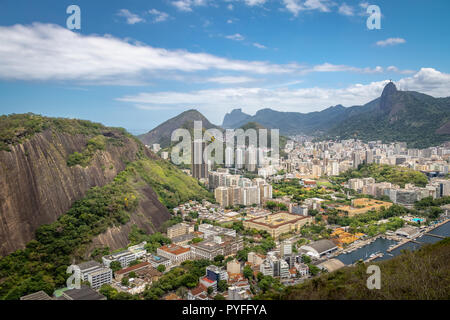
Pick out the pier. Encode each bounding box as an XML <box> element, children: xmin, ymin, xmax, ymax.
<box><xmin>425</xmin><ymin>233</ymin><xmax>445</xmax><ymax>239</ymax></box>
<box><xmin>387</xmin><ymin>240</ymin><xmax>408</xmax><ymax>252</ymax></box>
<box><xmin>364</xmin><ymin>252</ymin><xmax>383</xmax><ymax>263</ymax></box>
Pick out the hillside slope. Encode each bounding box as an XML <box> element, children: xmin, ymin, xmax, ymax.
<box><xmin>138</xmin><ymin>109</ymin><xmax>221</xmax><ymax>148</ymax></box>
<box><xmin>0</xmin><ymin>115</ymin><xmax>148</xmax><ymax>255</ymax></box>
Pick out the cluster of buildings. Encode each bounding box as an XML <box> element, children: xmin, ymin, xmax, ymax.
<box><xmin>347</xmin><ymin>177</ymin><xmax>450</xmax><ymax>207</ymax></box>
<box><xmin>187</xmin><ymin>263</ymin><xmax>252</xmax><ymax>301</ymax></box>
<box><xmin>162</xmin><ymin>222</ymin><xmax>244</xmax><ymax>262</ymax></box>
<box><xmin>279</xmin><ymin>139</ymin><xmax>450</xmax><ymax>180</ymax></box>
<box><xmin>247</xmin><ymin>241</ymin><xmax>310</xmax><ymax>281</ymax></box>
<box><xmin>209</xmin><ymin>169</ymin><xmax>273</xmax><ymax>207</ymax></box>
<box><xmin>173</xmin><ymin>200</ymin><xmax>241</xmax><ymax>223</ymax></box>
<box><xmin>74</xmin><ymin>242</ymin><xmax>164</xmax><ymax>294</ymax></box>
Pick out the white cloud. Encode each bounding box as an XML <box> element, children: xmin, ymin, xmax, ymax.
<box><xmin>307</xmin><ymin>63</ymin><xmax>384</xmax><ymax>74</ymax></box>
<box><xmin>282</xmin><ymin>0</ymin><xmax>332</xmax><ymax>16</ymax></box>
<box><xmin>359</xmin><ymin>1</ymin><xmax>369</xmax><ymax>9</ymax></box>
<box><xmin>253</xmin><ymin>42</ymin><xmax>267</xmax><ymax>49</ymax></box>
<box><xmin>376</xmin><ymin>38</ymin><xmax>406</xmax><ymax>47</ymax></box>
<box><xmin>225</xmin><ymin>33</ymin><xmax>245</xmax><ymax>41</ymax></box>
<box><xmin>397</xmin><ymin>68</ymin><xmax>450</xmax><ymax>97</ymax></box>
<box><xmin>0</xmin><ymin>23</ymin><xmax>418</xmax><ymax>85</ymax></box>
<box><xmin>118</xmin><ymin>68</ymin><xmax>450</xmax><ymax>123</ymax></box>
<box><xmin>338</xmin><ymin>3</ymin><xmax>354</xmax><ymax>16</ymax></box>
<box><xmin>205</xmin><ymin>76</ymin><xmax>259</xmax><ymax>84</ymax></box>
<box><xmin>386</xmin><ymin>66</ymin><xmax>415</xmax><ymax>75</ymax></box>
<box><xmin>148</xmin><ymin>9</ymin><xmax>170</xmax><ymax>23</ymax></box>
<box><xmin>244</xmin><ymin>0</ymin><xmax>266</xmax><ymax>6</ymax></box>
<box><xmin>227</xmin><ymin>19</ymin><xmax>233</xmax><ymax>23</ymax></box>
<box><xmin>0</xmin><ymin>23</ymin><xmax>302</xmax><ymax>83</ymax></box>
<box><xmin>117</xmin><ymin>9</ymin><xmax>144</xmax><ymax>24</ymax></box>
<box><xmin>227</xmin><ymin>4</ymin><xmax>234</xmax><ymax>10</ymax></box>
<box><xmin>171</xmin><ymin>0</ymin><xmax>207</xmax><ymax>12</ymax></box>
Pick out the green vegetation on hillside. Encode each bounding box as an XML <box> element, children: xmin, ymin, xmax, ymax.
<box><xmin>257</xmin><ymin>238</ymin><xmax>450</xmax><ymax>300</ymax></box>
<box><xmin>126</xmin><ymin>158</ymin><xmax>213</xmax><ymax>208</ymax></box>
<box><xmin>67</xmin><ymin>135</ymin><xmax>107</xmax><ymax>167</ymax></box>
<box><xmin>334</xmin><ymin>164</ymin><xmax>428</xmax><ymax>188</ymax></box>
<box><xmin>0</xmin><ymin>113</ymin><xmax>131</xmax><ymax>152</ymax></box>
<box><xmin>128</xmin><ymin>225</ymin><xmax>171</xmax><ymax>253</ymax></box>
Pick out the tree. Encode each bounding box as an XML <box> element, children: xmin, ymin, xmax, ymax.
<box><xmin>301</xmin><ymin>254</ymin><xmax>311</xmax><ymax>264</ymax></box>
<box><xmin>110</xmin><ymin>261</ymin><xmax>122</xmax><ymax>272</ymax></box>
<box><xmin>157</xmin><ymin>264</ymin><xmax>166</xmax><ymax>273</ymax></box>
<box><xmin>308</xmin><ymin>264</ymin><xmax>320</xmax><ymax>276</ymax></box>
<box><xmin>207</xmin><ymin>286</ymin><xmax>214</xmax><ymax>295</ymax></box>
<box><xmin>243</xmin><ymin>265</ymin><xmax>253</xmax><ymax>279</ymax></box>
<box><xmin>99</xmin><ymin>284</ymin><xmax>118</xmax><ymax>300</ymax></box>
<box><xmin>214</xmin><ymin>255</ymin><xmax>225</xmax><ymax>263</ymax></box>
<box><xmin>121</xmin><ymin>277</ymin><xmax>129</xmax><ymax>286</ymax></box>
<box><xmin>191</xmin><ymin>237</ymin><xmax>203</xmax><ymax>244</ymax></box>
<box><xmin>214</xmin><ymin>294</ymin><xmax>225</xmax><ymax>300</ymax></box>
<box><xmin>217</xmin><ymin>280</ymin><xmax>228</xmax><ymax>292</ymax></box>
<box><xmin>129</xmin><ymin>259</ymin><xmax>141</xmax><ymax>267</ymax></box>
<box><xmin>256</xmin><ymin>272</ymin><xmax>264</xmax><ymax>282</ymax></box>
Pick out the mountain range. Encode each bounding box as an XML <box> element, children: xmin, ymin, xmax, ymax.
<box><xmin>222</xmin><ymin>82</ymin><xmax>450</xmax><ymax>148</ymax></box>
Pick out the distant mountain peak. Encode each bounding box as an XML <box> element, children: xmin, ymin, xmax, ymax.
<box><xmin>222</xmin><ymin>108</ymin><xmax>251</xmax><ymax>128</ymax></box>
<box><xmin>380</xmin><ymin>81</ymin><xmax>398</xmax><ymax>112</ymax></box>
<box><xmin>382</xmin><ymin>81</ymin><xmax>398</xmax><ymax>97</ymax></box>
<box><xmin>138</xmin><ymin>109</ymin><xmax>219</xmax><ymax>147</ymax></box>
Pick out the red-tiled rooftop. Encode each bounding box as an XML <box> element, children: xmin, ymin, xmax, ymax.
<box><xmin>190</xmin><ymin>284</ymin><xmax>207</xmax><ymax>296</ymax></box>
<box><xmin>202</xmin><ymin>276</ymin><xmax>215</xmax><ymax>283</ymax></box>
<box><xmin>159</xmin><ymin>244</ymin><xmax>190</xmax><ymax>255</ymax></box>
<box><xmin>115</xmin><ymin>262</ymin><xmax>150</xmax><ymax>275</ymax></box>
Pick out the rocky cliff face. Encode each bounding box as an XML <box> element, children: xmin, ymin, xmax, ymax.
<box><xmin>0</xmin><ymin>129</ymin><xmax>168</xmax><ymax>256</ymax></box>
<box><xmin>88</xmin><ymin>184</ymin><xmax>170</xmax><ymax>255</ymax></box>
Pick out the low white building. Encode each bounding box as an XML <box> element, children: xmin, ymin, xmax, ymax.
<box><xmin>395</xmin><ymin>226</ymin><xmax>421</xmax><ymax>239</ymax></box>
<box><xmin>300</xmin><ymin>239</ymin><xmax>338</xmax><ymax>259</ymax></box>
<box><xmin>77</xmin><ymin>261</ymin><xmax>112</xmax><ymax>289</ymax></box>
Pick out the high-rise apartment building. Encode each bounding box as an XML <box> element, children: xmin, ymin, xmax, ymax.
<box><xmin>192</xmin><ymin>139</ymin><xmax>208</xmax><ymax>179</ymax></box>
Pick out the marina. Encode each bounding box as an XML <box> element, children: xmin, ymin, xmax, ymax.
<box><xmin>334</xmin><ymin>219</ymin><xmax>449</xmax><ymax>265</ymax></box>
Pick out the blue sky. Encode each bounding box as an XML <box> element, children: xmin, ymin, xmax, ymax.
<box><xmin>0</xmin><ymin>0</ymin><xmax>449</xmax><ymax>134</ymax></box>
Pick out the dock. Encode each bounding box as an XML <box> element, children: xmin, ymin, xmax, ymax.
<box><xmin>364</xmin><ymin>252</ymin><xmax>383</xmax><ymax>263</ymax></box>
<box><xmin>387</xmin><ymin>219</ymin><xmax>449</xmax><ymax>252</ymax></box>
<box><xmin>425</xmin><ymin>233</ymin><xmax>445</xmax><ymax>239</ymax></box>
